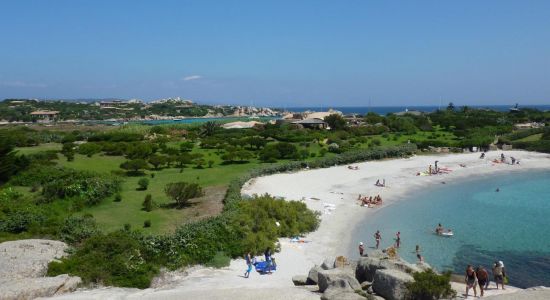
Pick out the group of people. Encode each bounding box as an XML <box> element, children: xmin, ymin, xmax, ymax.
<box><xmin>358</xmin><ymin>230</ymin><xmax>401</xmax><ymax>255</ymax></box>
<box><xmin>243</xmin><ymin>247</ymin><xmax>276</xmax><ymax>278</ymax></box>
<box><xmin>374</xmin><ymin>179</ymin><xmax>386</xmax><ymax>187</ymax></box>
<box><xmin>358</xmin><ymin>194</ymin><xmax>383</xmax><ymax>207</ymax></box>
<box><xmin>435</xmin><ymin>223</ymin><xmax>454</xmax><ymax>236</ymax></box>
<box><xmin>465</xmin><ymin>261</ymin><xmax>507</xmax><ymax>298</ymax></box>
<box><xmin>347</xmin><ymin>165</ymin><xmax>359</xmax><ymax>170</ymax></box>
<box><xmin>487</xmin><ymin>152</ymin><xmax>520</xmax><ymax>165</ymax></box>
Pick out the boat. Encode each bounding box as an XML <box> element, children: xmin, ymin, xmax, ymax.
<box><xmin>440</xmin><ymin>231</ymin><xmax>454</xmax><ymax>237</ymax></box>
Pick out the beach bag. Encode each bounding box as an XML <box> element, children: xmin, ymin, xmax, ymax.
<box><xmin>504</xmin><ymin>276</ymin><xmax>509</xmax><ymax>284</ymax></box>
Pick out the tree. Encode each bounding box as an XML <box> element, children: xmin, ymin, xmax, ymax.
<box><xmin>200</xmin><ymin>121</ymin><xmax>220</xmax><ymax>137</ymax></box>
<box><xmin>245</xmin><ymin>136</ymin><xmax>267</xmax><ymax>150</ymax></box>
<box><xmin>137</xmin><ymin>178</ymin><xmax>149</xmax><ymax>190</ymax></box>
<box><xmin>275</xmin><ymin>142</ymin><xmax>299</xmax><ymax>159</ymax></box>
<box><xmin>0</xmin><ymin>131</ymin><xmax>20</xmax><ymax>182</ymax></box>
<box><xmin>120</xmin><ymin>159</ymin><xmax>148</xmax><ymax>174</ymax></box>
<box><xmin>142</xmin><ymin>194</ymin><xmax>153</xmax><ymax>211</ymax></box>
<box><xmin>164</xmin><ymin>182</ymin><xmax>203</xmax><ymax>207</ymax></box>
<box><xmin>148</xmin><ymin>154</ymin><xmax>166</xmax><ymax>170</ymax></box>
<box><xmin>179</xmin><ymin>141</ymin><xmax>194</xmax><ymax>152</ymax></box>
<box><xmin>61</xmin><ymin>142</ymin><xmax>76</xmax><ymax>161</ymax></box>
<box><xmin>324</xmin><ymin>114</ymin><xmax>347</xmax><ymax>130</ymax></box>
<box><xmin>364</xmin><ymin>112</ymin><xmax>384</xmax><ymax>125</ymax></box>
<box><xmin>77</xmin><ymin>143</ymin><xmax>102</xmax><ymax>157</ymax></box>
<box><xmin>447</xmin><ymin>102</ymin><xmax>455</xmax><ymax>112</ymax></box>
<box><xmin>126</xmin><ymin>143</ymin><xmax>153</xmax><ymax>159</ymax></box>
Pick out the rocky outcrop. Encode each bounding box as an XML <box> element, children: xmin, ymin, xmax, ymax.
<box><xmin>292</xmin><ymin>275</ymin><xmax>309</xmax><ymax>286</ymax></box>
<box><xmin>307</xmin><ymin>265</ymin><xmax>323</xmax><ymax>285</ymax></box>
<box><xmin>320</xmin><ymin>289</ymin><xmax>365</xmax><ymax>300</ymax></box>
<box><xmin>485</xmin><ymin>286</ymin><xmax>550</xmax><ymax>300</ymax></box>
<box><xmin>0</xmin><ymin>239</ymin><xmax>81</xmax><ymax>300</ymax></box>
<box><xmin>321</xmin><ymin>257</ymin><xmax>336</xmax><ymax>270</ymax></box>
<box><xmin>355</xmin><ymin>255</ymin><xmax>426</xmax><ymax>283</ymax></box>
<box><xmin>1</xmin><ymin>275</ymin><xmax>81</xmax><ymax>300</ymax></box>
<box><xmin>372</xmin><ymin>269</ymin><xmax>413</xmax><ymax>300</ymax></box>
<box><xmin>317</xmin><ymin>268</ymin><xmax>361</xmax><ymax>293</ymax></box>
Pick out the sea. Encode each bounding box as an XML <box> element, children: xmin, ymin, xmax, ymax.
<box><xmin>349</xmin><ymin>170</ymin><xmax>550</xmax><ymax>288</ymax></box>
<box><xmin>285</xmin><ymin>105</ymin><xmax>550</xmax><ymax>115</ymax></box>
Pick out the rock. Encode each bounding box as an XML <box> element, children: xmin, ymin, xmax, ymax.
<box><xmin>0</xmin><ymin>274</ymin><xmax>81</xmax><ymax>300</ymax></box>
<box><xmin>356</xmin><ymin>256</ymin><xmax>423</xmax><ymax>283</ymax></box>
<box><xmin>307</xmin><ymin>265</ymin><xmax>323</xmax><ymax>285</ymax></box>
<box><xmin>321</xmin><ymin>257</ymin><xmax>336</xmax><ymax>270</ymax></box>
<box><xmin>372</xmin><ymin>269</ymin><xmax>414</xmax><ymax>300</ymax></box>
<box><xmin>292</xmin><ymin>275</ymin><xmax>309</xmax><ymax>286</ymax></box>
<box><xmin>318</xmin><ymin>268</ymin><xmax>361</xmax><ymax>293</ymax></box>
<box><xmin>335</xmin><ymin>256</ymin><xmax>348</xmax><ymax>268</ymax></box>
<box><xmin>0</xmin><ymin>239</ymin><xmax>81</xmax><ymax>300</ymax></box>
<box><xmin>360</xmin><ymin>281</ymin><xmax>372</xmax><ymax>290</ymax></box>
<box><xmin>321</xmin><ymin>290</ymin><xmax>366</xmax><ymax>300</ymax></box>
<box><xmin>0</xmin><ymin>239</ymin><xmax>69</xmax><ymax>280</ymax></box>
<box><xmin>367</xmin><ymin>295</ymin><xmax>385</xmax><ymax>300</ymax></box>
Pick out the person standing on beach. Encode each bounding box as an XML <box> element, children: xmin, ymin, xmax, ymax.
<box><xmin>374</xmin><ymin>230</ymin><xmax>381</xmax><ymax>249</ymax></box>
<box><xmin>428</xmin><ymin>165</ymin><xmax>433</xmax><ymax>175</ymax></box>
<box><xmin>476</xmin><ymin>266</ymin><xmax>489</xmax><ymax>297</ymax></box>
<box><xmin>358</xmin><ymin>242</ymin><xmax>365</xmax><ymax>256</ymax></box>
<box><xmin>395</xmin><ymin>231</ymin><xmax>401</xmax><ymax>248</ymax></box>
<box><xmin>465</xmin><ymin>265</ymin><xmax>478</xmax><ymax>298</ymax></box>
<box><xmin>492</xmin><ymin>261</ymin><xmax>506</xmax><ymax>289</ymax></box>
<box><xmin>244</xmin><ymin>252</ymin><xmax>253</xmax><ymax>278</ymax></box>
<box><xmin>434</xmin><ymin>160</ymin><xmax>439</xmax><ymax>173</ymax></box>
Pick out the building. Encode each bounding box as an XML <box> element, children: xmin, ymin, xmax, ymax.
<box><xmin>291</xmin><ymin>118</ymin><xmax>328</xmax><ymax>129</ymax></box>
<box><xmin>30</xmin><ymin>110</ymin><xmax>59</xmax><ymax>123</ymax></box>
<box><xmin>394</xmin><ymin>109</ymin><xmax>423</xmax><ymax>116</ymax></box>
<box><xmin>514</xmin><ymin>122</ymin><xmax>545</xmax><ymax>130</ymax></box>
<box><xmin>98</xmin><ymin>100</ymin><xmax>129</xmax><ymax>109</ymax></box>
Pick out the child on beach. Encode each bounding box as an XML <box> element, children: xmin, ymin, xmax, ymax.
<box><xmin>244</xmin><ymin>252</ymin><xmax>253</xmax><ymax>278</ymax></box>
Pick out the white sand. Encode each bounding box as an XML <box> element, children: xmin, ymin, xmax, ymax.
<box><xmin>46</xmin><ymin>150</ymin><xmax>550</xmax><ymax>299</ymax></box>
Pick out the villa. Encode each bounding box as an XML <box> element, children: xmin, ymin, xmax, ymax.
<box><xmin>29</xmin><ymin>110</ymin><xmax>59</xmax><ymax>123</ymax></box>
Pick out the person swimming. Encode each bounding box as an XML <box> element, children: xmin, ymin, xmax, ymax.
<box><xmin>436</xmin><ymin>223</ymin><xmax>443</xmax><ymax>234</ymax></box>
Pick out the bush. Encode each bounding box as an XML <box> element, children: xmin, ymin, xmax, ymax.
<box><xmin>47</xmin><ymin>231</ymin><xmax>158</xmax><ymax>288</ymax></box>
<box><xmin>114</xmin><ymin>194</ymin><xmax>122</xmax><ymax>202</ymax></box>
<box><xmin>406</xmin><ymin>269</ymin><xmax>456</xmax><ymax>300</ymax></box>
<box><xmin>165</xmin><ymin>182</ymin><xmax>203</xmax><ymax>207</ymax></box>
<box><xmin>144</xmin><ymin>220</ymin><xmax>151</xmax><ymax>228</ymax></box>
<box><xmin>137</xmin><ymin>178</ymin><xmax>149</xmax><ymax>190</ymax></box>
<box><xmin>59</xmin><ymin>215</ymin><xmax>99</xmax><ymax>244</ymax></box>
<box><xmin>142</xmin><ymin>194</ymin><xmax>153</xmax><ymax>212</ymax></box>
<box><xmin>206</xmin><ymin>251</ymin><xmax>231</xmax><ymax>268</ymax></box>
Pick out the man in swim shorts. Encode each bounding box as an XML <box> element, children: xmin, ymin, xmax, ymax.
<box><xmin>476</xmin><ymin>266</ymin><xmax>489</xmax><ymax>297</ymax></box>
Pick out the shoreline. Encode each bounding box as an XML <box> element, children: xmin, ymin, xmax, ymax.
<box><xmin>45</xmin><ymin>150</ymin><xmax>550</xmax><ymax>299</ymax></box>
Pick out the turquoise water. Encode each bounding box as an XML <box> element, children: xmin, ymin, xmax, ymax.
<box><xmin>350</xmin><ymin>170</ymin><xmax>550</xmax><ymax>288</ymax></box>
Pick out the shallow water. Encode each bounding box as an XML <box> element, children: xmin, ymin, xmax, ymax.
<box><xmin>350</xmin><ymin>170</ymin><xmax>550</xmax><ymax>288</ymax></box>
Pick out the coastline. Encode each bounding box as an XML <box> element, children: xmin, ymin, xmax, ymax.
<box><xmin>45</xmin><ymin>150</ymin><xmax>550</xmax><ymax>299</ymax></box>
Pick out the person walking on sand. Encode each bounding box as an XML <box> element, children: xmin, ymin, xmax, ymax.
<box><xmin>358</xmin><ymin>242</ymin><xmax>365</xmax><ymax>256</ymax></box>
<box><xmin>465</xmin><ymin>265</ymin><xmax>478</xmax><ymax>298</ymax></box>
<box><xmin>374</xmin><ymin>230</ymin><xmax>381</xmax><ymax>249</ymax></box>
<box><xmin>244</xmin><ymin>252</ymin><xmax>253</xmax><ymax>278</ymax></box>
<box><xmin>493</xmin><ymin>261</ymin><xmax>506</xmax><ymax>290</ymax></box>
<box><xmin>395</xmin><ymin>231</ymin><xmax>401</xmax><ymax>248</ymax></box>
<box><xmin>476</xmin><ymin>266</ymin><xmax>489</xmax><ymax>297</ymax></box>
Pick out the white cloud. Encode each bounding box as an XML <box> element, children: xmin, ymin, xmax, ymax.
<box><xmin>0</xmin><ymin>80</ymin><xmax>48</xmax><ymax>88</ymax></box>
<box><xmin>181</xmin><ymin>75</ymin><xmax>202</xmax><ymax>81</ymax></box>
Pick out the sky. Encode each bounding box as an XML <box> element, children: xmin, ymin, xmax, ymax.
<box><xmin>1</xmin><ymin>0</ymin><xmax>550</xmax><ymax>107</ymax></box>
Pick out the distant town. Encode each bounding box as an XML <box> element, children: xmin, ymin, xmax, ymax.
<box><xmin>0</xmin><ymin>97</ymin><xmax>281</xmax><ymax>124</ymax></box>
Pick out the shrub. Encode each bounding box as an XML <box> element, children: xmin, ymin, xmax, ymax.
<box><xmin>206</xmin><ymin>251</ymin><xmax>231</xmax><ymax>268</ymax></box>
<box><xmin>137</xmin><ymin>178</ymin><xmax>149</xmax><ymax>190</ymax></box>
<box><xmin>47</xmin><ymin>231</ymin><xmax>159</xmax><ymax>288</ymax></box>
<box><xmin>165</xmin><ymin>182</ymin><xmax>203</xmax><ymax>207</ymax></box>
<box><xmin>114</xmin><ymin>194</ymin><xmax>122</xmax><ymax>202</ymax></box>
<box><xmin>406</xmin><ymin>269</ymin><xmax>456</xmax><ymax>300</ymax></box>
<box><xmin>59</xmin><ymin>215</ymin><xmax>99</xmax><ymax>244</ymax></box>
<box><xmin>142</xmin><ymin>194</ymin><xmax>153</xmax><ymax>212</ymax></box>
<box><xmin>144</xmin><ymin>220</ymin><xmax>151</xmax><ymax>228</ymax></box>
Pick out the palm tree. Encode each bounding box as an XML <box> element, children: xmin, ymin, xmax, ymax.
<box><xmin>200</xmin><ymin>121</ymin><xmax>220</xmax><ymax>137</ymax></box>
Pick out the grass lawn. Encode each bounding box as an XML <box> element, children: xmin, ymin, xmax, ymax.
<box><xmin>15</xmin><ymin>143</ymin><xmax>62</xmax><ymax>155</ymax></box>
<box><xmin>515</xmin><ymin>133</ymin><xmax>543</xmax><ymax>142</ymax></box>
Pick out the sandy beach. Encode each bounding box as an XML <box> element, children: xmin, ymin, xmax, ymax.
<box><xmin>46</xmin><ymin>150</ymin><xmax>550</xmax><ymax>299</ymax></box>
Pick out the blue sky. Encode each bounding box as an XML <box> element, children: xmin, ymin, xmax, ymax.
<box><xmin>1</xmin><ymin>0</ymin><xmax>549</xmax><ymax>106</ymax></box>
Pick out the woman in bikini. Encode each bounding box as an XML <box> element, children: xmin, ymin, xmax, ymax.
<box><xmin>465</xmin><ymin>265</ymin><xmax>478</xmax><ymax>298</ymax></box>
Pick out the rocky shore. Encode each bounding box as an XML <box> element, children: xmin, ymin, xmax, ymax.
<box><xmin>0</xmin><ymin>240</ymin><xmax>81</xmax><ymax>300</ymax></box>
